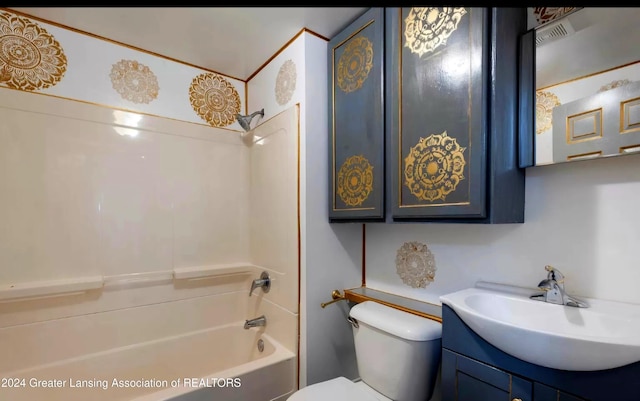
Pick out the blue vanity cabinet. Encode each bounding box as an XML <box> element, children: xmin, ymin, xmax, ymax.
<box><xmin>443</xmin><ymin>350</ymin><xmax>588</xmax><ymax>401</ymax></box>
<box><xmin>328</xmin><ymin>7</ymin><xmax>385</xmax><ymax>222</ymax></box>
<box><xmin>443</xmin><ymin>349</ymin><xmax>532</xmax><ymax>401</ymax></box>
<box><xmin>441</xmin><ymin>305</ymin><xmax>637</xmax><ymax>401</ymax></box>
<box><xmin>386</xmin><ymin>8</ymin><xmax>526</xmax><ymax>223</ymax></box>
<box><xmin>534</xmin><ymin>383</ymin><xmax>587</xmax><ymax>401</ymax></box>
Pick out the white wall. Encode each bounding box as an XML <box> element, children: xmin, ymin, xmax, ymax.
<box><xmin>301</xmin><ymin>33</ymin><xmax>361</xmax><ymax>386</ymax></box>
<box><xmin>0</xmin><ymin>9</ymin><xmax>245</xmax><ymax>131</ymax></box>
<box><xmin>366</xmin><ymin>152</ymin><xmax>640</xmax><ymax>306</ymax></box>
<box><xmin>247</xmin><ymin>34</ymin><xmax>305</xmax><ymax>122</ymax></box>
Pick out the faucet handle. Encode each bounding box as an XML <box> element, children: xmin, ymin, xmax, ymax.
<box><xmin>544</xmin><ymin>265</ymin><xmax>565</xmax><ymax>283</ymax></box>
<box><xmin>249</xmin><ymin>271</ymin><xmax>271</xmax><ymax>296</ymax></box>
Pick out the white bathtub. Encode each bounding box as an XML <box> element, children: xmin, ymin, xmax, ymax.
<box><xmin>1</xmin><ymin>323</ymin><xmax>296</xmax><ymax>401</ymax></box>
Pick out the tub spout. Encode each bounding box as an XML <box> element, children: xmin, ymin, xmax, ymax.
<box><xmin>244</xmin><ymin>315</ymin><xmax>267</xmax><ymax>329</ymax></box>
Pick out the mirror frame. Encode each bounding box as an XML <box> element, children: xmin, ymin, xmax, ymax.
<box><xmin>518</xmin><ymin>29</ymin><xmax>535</xmax><ymax>168</ymax></box>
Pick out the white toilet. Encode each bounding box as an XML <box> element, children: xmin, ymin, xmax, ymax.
<box><xmin>289</xmin><ymin>301</ymin><xmax>442</xmax><ymax>401</ymax></box>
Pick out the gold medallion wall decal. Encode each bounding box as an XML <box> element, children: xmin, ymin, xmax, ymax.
<box><xmin>536</xmin><ymin>91</ymin><xmax>561</xmax><ymax>134</ymax></box>
<box><xmin>404</xmin><ymin>7</ymin><xmax>467</xmax><ymax>58</ymax></box>
<box><xmin>597</xmin><ymin>79</ymin><xmax>632</xmax><ymax>93</ymax></box>
<box><xmin>337</xmin><ymin>36</ymin><xmax>373</xmax><ymax>93</ymax></box>
<box><xmin>189</xmin><ymin>72</ymin><xmax>241</xmax><ymax>127</ymax></box>
<box><xmin>109</xmin><ymin>59</ymin><xmax>159</xmax><ymax>104</ymax></box>
<box><xmin>0</xmin><ymin>11</ymin><xmax>67</xmax><ymax>91</ymax></box>
<box><xmin>533</xmin><ymin>7</ymin><xmax>577</xmax><ymax>26</ymax></box>
<box><xmin>337</xmin><ymin>155</ymin><xmax>374</xmax><ymax>207</ymax></box>
<box><xmin>404</xmin><ymin>131</ymin><xmax>466</xmax><ymax>202</ymax></box>
<box><xmin>395</xmin><ymin>241</ymin><xmax>437</xmax><ymax>289</ymax></box>
<box><xmin>275</xmin><ymin>59</ymin><xmax>296</xmax><ymax>105</ymax></box>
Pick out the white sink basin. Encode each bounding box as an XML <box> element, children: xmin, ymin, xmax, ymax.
<box><xmin>440</xmin><ymin>285</ymin><xmax>640</xmax><ymax>371</ymax></box>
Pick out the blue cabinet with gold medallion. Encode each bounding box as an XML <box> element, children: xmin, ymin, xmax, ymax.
<box><xmin>386</xmin><ymin>7</ymin><xmax>526</xmax><ymax>222</ymax></box>
<box><xmin>328</xmin><ymin>7</ymin><xmax>527</xmax><ymax>223</ymax></box>
<box><xmin>328</xmin><ymin>7</ymin><xmax>385</xmax><ymax>222</ymax></box>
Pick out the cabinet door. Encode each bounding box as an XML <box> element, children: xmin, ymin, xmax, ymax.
<box><xmin>386</xmin><ymin>7</ymin><xmax>488</xmax><ymax>219</ymax></box>
<box><xmin>328</xmin><ymin>7</ymin><xmax>385</xmax><ymax>222</ymax></box>
<box><xmin>534</xmin><ymin>382</ymin><xmax>588</xmax><ymax>401</ymax></box>
<box><xmin>559</xmin><ymin>392</ymin><xmax>588</xmax><ymax>401</ymax></box>
<box><xmin>443</xmin><ymin>349</ymin><xmax>532</xmax><ymax>401</ymax></box>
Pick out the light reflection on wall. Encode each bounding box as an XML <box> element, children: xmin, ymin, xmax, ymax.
<box><xmin>112</xmin><ymin>110</ymin><xmax>143</xmax><ymax>138</ymax></box>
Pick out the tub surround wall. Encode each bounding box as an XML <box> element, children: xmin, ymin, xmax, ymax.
<box><xmin>247</xmin><ymin>106</ymin><xmax>300</xmax><ymax>357</ymax></box>
<box><xmin>365</xmin><ymin>153</ymin><xmax>640</xmax><ymax>306</ymax></box>
<box><xmin>0</xmin><ymin>9</ymin><xmax>246</xmax><ymax>131</ymax></box>
<box><xmin>249</xmin><ymin>106</ymin><xmax>299</xmax><ymax>313</ymax></box>
<box><xmin>0</xmin><ymin>88</ymin><xmax>250</xmax><ymax>288</ymax></box>
<box><xmin>247</xmin><ymin>32</ymin><xmax>362</xmax><ymax>388</ymax></box>
<box><xmin>1</xmin><ymin>292</ymin><xmax>248</xmax><ymax>375</ymax></box>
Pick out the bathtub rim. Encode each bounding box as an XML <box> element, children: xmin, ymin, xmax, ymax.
<box><xmin>129</xmin><ymin>331</ymin><xmax>295</xmax><ymax>401</ymax></box>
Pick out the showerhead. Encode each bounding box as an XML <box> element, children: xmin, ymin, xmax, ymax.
<box><xmin>236</xmin><ymin>108</ymin><xmax>265</xmax><ymax>132</ymax></box>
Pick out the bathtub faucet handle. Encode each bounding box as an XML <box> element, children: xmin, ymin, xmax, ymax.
<box><xmin>249</xmin><ymin>271</ymin><xmax>271</xmax><ymax>296</ymax></box>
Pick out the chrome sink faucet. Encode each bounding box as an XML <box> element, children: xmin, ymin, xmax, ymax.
<box><xmin>530</xmin><ymin>265</ymin><xmax>589</xmax><ymax>308</ymax></box>
<box><xmin>244</xmin><ymin>315</ymin><xmax>267</xmax><ymax>329</ymax></box>
<box><xmin>249</xmin><ymin>271</ymin><xmax>271</xmax><ymax>296</ymax></box>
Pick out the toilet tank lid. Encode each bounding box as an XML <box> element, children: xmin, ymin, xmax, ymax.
<box><xmin>349</xmin><ymin>301</ymin><xmax>441</xmax><ymax>341</ymax></box>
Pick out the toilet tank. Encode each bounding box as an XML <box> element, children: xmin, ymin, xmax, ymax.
<box><xmin>349</xmin><ymin>301</ymin><xmax>442</xmax><ymax>401</ymax></box>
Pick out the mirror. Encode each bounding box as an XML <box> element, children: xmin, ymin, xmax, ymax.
<box><xmin>532</xmin><ymin>7</ymin><xmax>640</xmax><ymax>166</ymax></box>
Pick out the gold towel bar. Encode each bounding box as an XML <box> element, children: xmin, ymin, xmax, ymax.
<box><xmin>320</xmin><ymin>289</ymin><xmax>347</xmax><ymax>308</ymax></box>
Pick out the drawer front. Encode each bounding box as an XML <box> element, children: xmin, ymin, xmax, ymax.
<box><xmin>328</xmin><ymin>7</ymin><xmax>385</xmax><ymax>221</ymax></box>
<box><xmin>386</xmin><ymin>7</ymin><xmax>488</xmax><ymax>219</ymax></box>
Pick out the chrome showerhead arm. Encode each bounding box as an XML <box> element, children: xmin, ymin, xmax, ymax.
<box><xmin>236</xmin><ymin>108</ymin><xmax>265</xmax><ymax>132</ymax></box>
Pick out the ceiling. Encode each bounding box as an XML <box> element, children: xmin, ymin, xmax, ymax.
<box><xmin>8</xmin><ymin>7</ymin><xmax>368</xmax><ymax>81</ymax></box>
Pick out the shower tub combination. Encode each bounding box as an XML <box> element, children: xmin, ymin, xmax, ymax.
<box><xmin>0</xmin><ymin>83</ymin><xmax>300</xmax><ymax>401</ymax></box>
<box><xmin>1</xmin><ymin>324</ymin><xmax>295</xmax><ymax>401</ymax></box>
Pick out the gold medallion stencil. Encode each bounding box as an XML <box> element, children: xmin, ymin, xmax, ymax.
<box><xmin>598</xmin><ymin>79</ymin><xmax>632</xmax><ymax>93</ymax></box>
<box><xmin>0</xmin><ymin>11</ymin><xmax>67</xmax><ymax>91</ymax></box>
<box><xmin>337</xmin><ymin>36</ymin><xmax>373</xmax><ymax>93</ymax></box>
<box><xmin>395</xmin><ymin>241</ymin><xmax>437</xmax><ymax>288</ymax></box>
<box><xmin>533</xmin><ymin>7</ymin><xmax>577</xmax><ymax>26</ymax></box>
<box><xmin>109</xmin><ymin>59</ymin><xmax>159</xmax><ymax>104</ymax></box>
<box><xmin>337</xmin><ymin>155</ymin><xmax>374</xmax><ymax>207</ymax></box>
<box><xmin>275</xmin><ymin>59</ymin><xmax>296</xmax><ymax>106</ymax></box>
<box><xmin>404</xmin><ymin>131</ymin><xmax>466</xmax><ymax>202</ymax></box>
<box><xmin>536</xmin><ymin>91</ymin><xmax>561</xmax><ymax>134</ymax></box>
<box><xmin>189</xmin><ymin>72</ymin><xmax>241</xmax><ymax>127</ymax></box>
<box><xmin>404</xmin><ymin>7</ymin><xmax>467</xmax><ymax>58</ymax></box>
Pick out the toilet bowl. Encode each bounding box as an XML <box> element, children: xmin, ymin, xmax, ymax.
<box><xmin>288</xmin><ymin>301</ymin><xmax>442</xmax><ymax>401</ymax></box>
<box><xmin>287</xmin><ymin>377</ymin><xmax>390</xmax><ymax>401</ymax></box>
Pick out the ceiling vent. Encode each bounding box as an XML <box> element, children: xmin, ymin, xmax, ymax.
<box><xmin>535</xmin><ymin>19</ymin><xmax>576</xmax><ymax>47</ymax></box>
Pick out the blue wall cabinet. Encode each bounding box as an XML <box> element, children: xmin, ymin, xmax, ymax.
<box><xmin>328</xmin><ymin>8</ymin><xmax>528</xmax><ymax>223</ymax></box>
<box><xmin>328</xmin><ymin>8</ymin><xmax>385</xmax><ymax>222</ymax></box>
<box><xmin>386</xmin><ymin>8</ymin><xmax>526</xmax><ymax>222</ymax></box>
<box><xmin>442</xmin><ymin>305</ymin><xmax>639</xmax><ymax>401</ymax></box>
